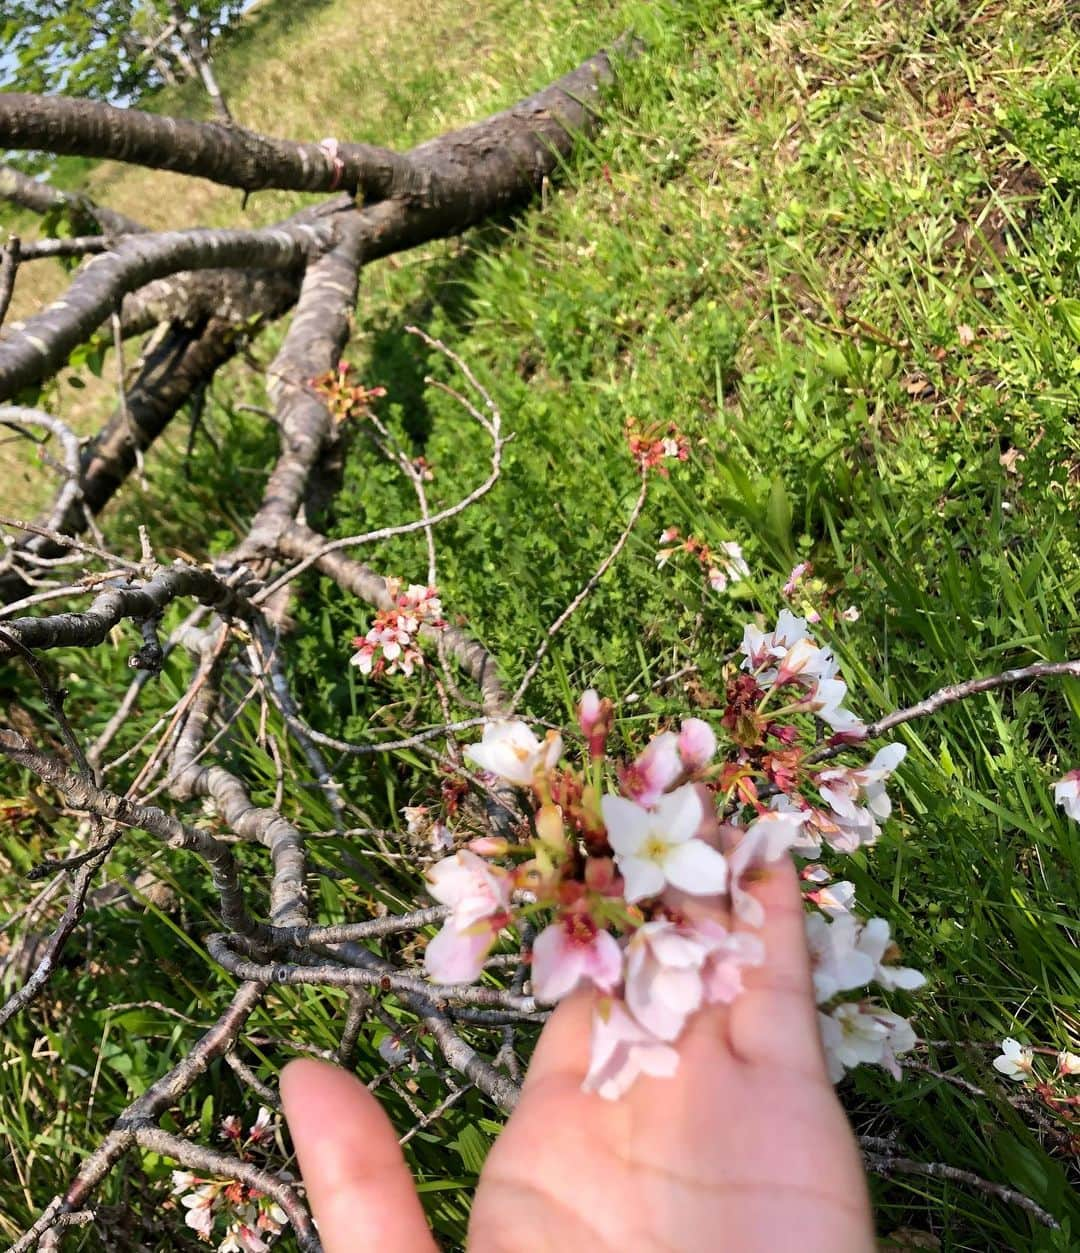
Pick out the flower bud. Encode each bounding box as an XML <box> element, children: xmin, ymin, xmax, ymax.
<box><xmin>677</xmin><ymin>718</ymin><xmax>716</xmax><ymax>771</ymax></box>
<box><xmin>534</xmin><ymin>803</ymin><xmax>568</xmax><ymax>852</ymax></box>
<box><xmin>578</xmin><ymin>689</ymin><xmax>614</xmax><ymax>759</ymax></box>
<box><xmin>466</xmin><ymin>836</ymin><xmax>509</xmax><ymax>857</ymax></box>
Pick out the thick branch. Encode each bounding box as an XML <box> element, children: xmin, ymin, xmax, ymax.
<box><xmin>0</xmin><ymin>224</ymin><xmax>326</xmax><ymax>401</ymax></box>
<box><xmin>0</xmin><ymin>562</ymin><xmax>254</xmax><ymax>654</ymax></box>
<box><xmin>0</xmin><ymin>94</ymin><xmax>409</xmax><ymax>198</ymax></box>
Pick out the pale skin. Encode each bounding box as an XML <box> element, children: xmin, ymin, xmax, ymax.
<box><xmin>281</xmin><ymin>858</ymin><xmax>877</xmax><ymax>1252</ymax></box>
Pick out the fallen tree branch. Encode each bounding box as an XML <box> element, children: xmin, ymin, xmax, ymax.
<box><xmin>0</xmin><ymin>223</ymin><xmax>329</xmax><ymax>401</ymax></box>
<box><xmin>862</xmin><ymin>1147</ymin><xmax>1061</xmax><ymax>1229</ymax></box>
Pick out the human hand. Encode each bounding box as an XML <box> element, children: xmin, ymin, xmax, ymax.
<box><xmin>281</xmin><ymin>858</ymin><xmax>875</xmax><ymax>1252</ymax></box>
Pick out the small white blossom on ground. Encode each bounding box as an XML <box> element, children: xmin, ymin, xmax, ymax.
<box><xmin>1058</xmin><ymin>1051</ymin><xmax>1080</xmax><ymax>1077</ymax></box>
<box><xmin>169</xmin><ymin>1111</ymin><xmax>289</xmax><ymax>1251</ymax></box>
<box><xmin>1053</xmin><ymin>769</ymin><xmax>1080</xmax><ymax>821</ymax></box>
<box><xmin>993</xmin><ymin>1037</ymin><xmax>1035</xmax><ymax>1081</ymax></box>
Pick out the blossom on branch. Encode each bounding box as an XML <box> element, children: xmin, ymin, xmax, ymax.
<box><xmin>422</xmin><ymin>613</ymin><xmax>921</xmax><ymax>1100</ymax></box>
<box><xmin>601</xmin><ymin>786</ymin><xmax>727</xmax><ymax>903</ymax></box>
<box><xmin>424</xmin><ymin>850</ymin><xmax>512</xmax><ymax>983</ymax></box>
<box><xmin>993</xmin><ymin>1037</ymin><xmax>1035</xmax><ymax>1081</ymax></box>
<box><xmin>349</xmin><ymin>581</ymin><xmax>446</xmax><ymax>678</ymax></box>
<box><xmin>466</xmin><ymin>719</ymin><xmax>563</xmax><ymax>787</ymax></box>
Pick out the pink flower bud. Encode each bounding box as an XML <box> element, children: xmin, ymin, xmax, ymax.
<box><xmin>466</xmin><ymin>836</ymin><xmax>509</xmax><ymax>857</ymax></box>
<box><xmin>677</xmin><ymin>718</ymin><xmax>716</xmax><ymax>771</ymax></box>
<box><xmin>578</xmin><ymin>689</ymin><xmax>614</xmax><ymax>759</ymax></box>
<box><xmin>579</xmin><ymin>689</ymin><xmax>601</xmax><ymax>733</ymax></box>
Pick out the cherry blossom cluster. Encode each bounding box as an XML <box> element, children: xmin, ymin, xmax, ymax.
<box><xmin>309</xmin><ymin>361</ymin><xmax>387</xmax><ymax>425</ymax></box>
<box><xmin>993</xmin><ymin>1038</ymin><xmax>1080</xmax><ymax>1149</ymax></box>
<box><xmin>624</xmin><ymin>418</ymin><xmax>690</xmax><ymax>474</ymax></box>
<box><xmin>655</xmin><ymin>526</ymin><xmax>749</xmax><ymax>593</ymax></box>
<box><xmin>421</xmin><ymin>610</ymin><xmax>926</xmax><ymax>1099</ymax></box>
<box><xmin>349</xmin><ymin>582</ymin><xmax>446</xmax><ymax>678</ymax></box>
<box><xmin>993</xmin><ymin>1039</ymin><xmax>1080</xmax><ymax>1082</ymax></box>
<box><xmin>170</xmin><ymin>1109</ymin><xmax>288</xmax><ymax>1252</ymax></box>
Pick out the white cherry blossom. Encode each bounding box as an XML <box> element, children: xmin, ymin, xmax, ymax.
<box><xmin>993</xmin><ymin>1037</ymin><xmax>1035</xmax><ymax>1081</ymax></box>
<box><xmin>601</xmin><ymin>786</ymin><xmax>727</xmax><ymax>903</ymax></box>
<box><xmin>819</xmin><ymin>1002</ymin><xmax>917</xmax><ymax>1082</ymax></box>
<box><xmin>854</xmin><ymin>917</ymin><xmax>925</xmax><ymax>992</ymax></box>
<box><xmin>806</xmin><ymin>913</ymin><xmax>876</xmax><ymax>1003</ymax></box>
<box><xmin>465</xmin><ymin>719</ymin><xmax>562</xmax><ymax>787</ymax></box>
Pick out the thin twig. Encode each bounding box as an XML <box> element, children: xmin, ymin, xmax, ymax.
<box><xmin>513</xmin><ymin>467</ymin><xmax>649</xmax><ymax>708</ymax></box>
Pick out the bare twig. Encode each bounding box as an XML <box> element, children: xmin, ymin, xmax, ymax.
<box><xmin>513</xmin><ymin>467</ymin><xmax>649</xmax><ymax>708</ymax></box>
<box><xmin>862</xmin><ymin>1147</ymin><xmax>1061</xmax><ymax>1229</ymax></box>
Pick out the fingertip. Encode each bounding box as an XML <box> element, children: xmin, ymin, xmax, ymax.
<box><xmin>281</xmin><ymin>1057</ymin><xmax>435</xmax><ymax>1252</ymax></box>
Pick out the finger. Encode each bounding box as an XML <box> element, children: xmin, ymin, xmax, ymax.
<box><xmin>281</xmin><ymin>1058</ymin><xmax>436</xmax><ymax>1253</ymax></box>
<box><xmin>520</xmin><ymin>991</ymin><xmax>595</xmax><ymax>1094</ymax></box>
<box><xmin>725</xmin><ymin>855</ymin><xmax>828</xmax><ymax>1078</ymax></box>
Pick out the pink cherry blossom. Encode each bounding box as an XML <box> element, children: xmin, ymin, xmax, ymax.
<box><xmin>424</xmin><ymin>914</ymin><xmax>505</xmax><ymax>984</ymax></box>
<box><xmin>619</xmin><ymin>731</ymin><xmax>682</xmax><ymax>806</ymax></box>
<box><xmin>578</xmin><ymin>689</ymin><xmax>602</xmax><ymax>734</ymax></box>
<box><xmin>775</xmin><ymin>637</ymin><xmax>837</xmax><ymax>688</ymax></box>
<box><xmin>727</xmin><ymin>809</ymin><xmax>812</xmax><ymax>926</ymax></box>
<box><xmin>624</xmin><ymin>920</ymin><xmax>709</xmax><ymax>1040</ymax></box>
<box><xmin>531</xmin><ymin>916</ymin><xmax>623</xmax><ymax>1003</ymax></box>
<box><xmin>578</xmin><ymin>689</ymin><xmax>613</xmax><ymax>759</ymax></box>
<box><xmin>602</xmin><ymin>786</ymin><xmax>727</xmax><ymax>903</ymax></box>
<box><xmin>181</xmin><ymin>1185</ymin><xmax>218</xmax><ymax>1238</ymax></box>
<box><xmin>782</xmin><ymin>561</ymin><xmax>812</xmax><ymax>598</ymax></box>
<box><xmin>425</xmin><ymin>850</ymin><xmax>510</xmax><ymax>928</ymax></box>
<box><xmin>424</xmin><ymin>850</ymin><xmax>512</xmax><ymax>983</ymax></box>
<box><xmin>691</xmin><ymin>919</ymin><xmax>764</xmax><ymax>1004</ymax></box>
<box><xmin>806</xmin><ymin>880</ymin><xmax>856</xmax><ymax>916</ymax></box>
<box><xmin>677</xmin><ymin>718</ymin><xmax>716</xmax><ymax>771</ymax></box>
<box><xmin>583</xmin><ymin>998</ymin><xmax>680</xmax><ymax>1100</ymax></box>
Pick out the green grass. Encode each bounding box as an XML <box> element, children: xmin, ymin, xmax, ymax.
<box><xmin>2</xmin><ymin>0</ymin><xmax>1080</xmax><ymax>1248</ymax></box>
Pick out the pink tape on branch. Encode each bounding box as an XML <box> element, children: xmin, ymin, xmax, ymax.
<box><xmin>318</xmin><ymin>137</ymin><xmax>345</xmax><ymax>191</ymax></box>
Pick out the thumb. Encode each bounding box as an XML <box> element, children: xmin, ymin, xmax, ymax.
<box><xmin>281</xmin><ymin>1058</ymin><xmax>436</xmax><ymax>1253</ymax></box>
